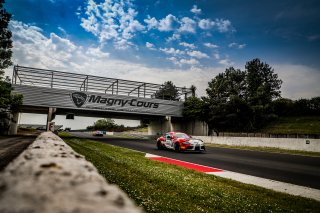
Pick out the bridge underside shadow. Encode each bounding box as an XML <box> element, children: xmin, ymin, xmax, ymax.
<box><xmin>16</xmin><ymin>105</ymin><xmax>208</xmax><ymax>136</ymax></box>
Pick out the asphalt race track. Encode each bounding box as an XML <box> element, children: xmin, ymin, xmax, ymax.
<box><xmin>71</xmin><ymin>132</ymin><xmax>320</xmax><ymax>189</ymax></box>
<box><xmin>0</xmin><ymin>136</ymin><xmax>36</xmax><ymax>170</ymax></box>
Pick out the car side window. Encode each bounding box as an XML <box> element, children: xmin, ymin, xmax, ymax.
<box><xmin>165</xmin><ymin>134</ymin><xmax>171</xmax><ymax>139</ymax></box>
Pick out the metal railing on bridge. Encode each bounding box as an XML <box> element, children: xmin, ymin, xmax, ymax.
<box><xmin>12</xmin><ymin>65</ymin><xmax>192</xmax><ymax>100</ymax></box>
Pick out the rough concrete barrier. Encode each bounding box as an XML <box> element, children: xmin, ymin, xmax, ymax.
<box><xmin>195</xmin><ymin>136</ymin><xmax>320</xmax><ymax>152</ymax></box>
<box><xmin>0</xmin><ymin>132</ymin><xmax>142</xmax><ymax>213</ymax></box>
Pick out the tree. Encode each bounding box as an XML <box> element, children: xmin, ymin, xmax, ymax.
<box><xmin>203</xmin><ymin>67</ymin><xmax>250</xmax><ymax>133</ymax></box>
<box><xmin>245</xmin><ymin>59</ymin><xmax>282</xmax><ymax>128</ymax></box>
<box><xmin>0</xmin><ymin>1</ymin><xmax>23</xmax><ymax>134</ymax></box>
<box><xmin>93</xmin><ymin>118</ymin><xmax>116</xmax><ymax>130</ymax></box>
<box><xmin>245</xmin><ymin>58</ymin><xmax>282</xmax><ymax>106</ymax></box>
<box><xmin>154</xmin><ymin>81</ymin><xmax>180</xmax><ymax>100</ymax></box>
<box><xmin>0</xmin><ymin>0</ymin><xmax>12</xmax><ymax>77</ymax></box>
<box><xmin>199</xmin><ymin>60</ymin><xmax>283</xmax><ymax>133</ymax></box>
<box><xmin>183</xmin><ymin>96</ymin><xmax>205</xmax><ymax>120</ymax></box>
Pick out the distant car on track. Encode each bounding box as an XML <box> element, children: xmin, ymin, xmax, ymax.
<box><xmin>92</xmin><ymin>131</ymin><xmax>104</xmax><ymax>136</ymax></box>
<box><xmin>156</xmin><ymin>132</ymin><xmax>205</xmax><ymax>152</ymax></box>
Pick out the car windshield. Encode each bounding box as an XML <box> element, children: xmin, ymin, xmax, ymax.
<box><xmin>174</xmin><ymin>133</ymin><xmax>190</xmax><ymax>139</ymax></box>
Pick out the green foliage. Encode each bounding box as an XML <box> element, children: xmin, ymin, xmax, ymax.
<box><xmin>245</xmin><ymin>58</ymin><xmax>282</xmax><ymax>106</ymax></box>
<box><xmin>203</xmin><ymin>67</ymin><xmax>253</xmax><ymax>132</ymax></box>
<box><xmin>206</xmin><ymin>67</ymin><xmax>246</xmax><ymax>102</ymax></box>
<box><xmin>0</xmin><ymin>0</ymin><xmax>13</xmax><ymax>76</ymax></box>
<box><xmin>0</xmin><ymin>2</ymin><xmax>23</xmax><ymax>134</ymax></box>
<box><xmin>183</xmin><ymin>96</ymin><xmax>205</xmax><ymax>120</ymax></box>
<box><xmin>0</xmin><ymin>80</ymin><xmax>23</xmax><ymax>134</ymax></box>
<box><xmin>260</xmin><ymin>116</ymin><xmax>320</xmax><ymax>134</ymax></box>
<box><xmin>65</xmin><ymin>138</ymin><xmax>320</xmax><ymax>212</ymax></box>
<box><xmin>183</xmin><ymin>59</ymin><xmax>285</xmax><ymax>133</ymax></box>
<box><xmin>272</xmin><ymin>97</ymin><xmax>320</xmax><ymax>116</ymax></box>
<box><xmin>93</xmin><ymin>118</ymin><xmax>116</xmax><ymax>130</ymax></box>
<box><xmin>154</xmin><ymin>81</ymin><xmax>180</xmax><ymax>100</ymax></box>
<box><xmin>87</xmin><ymin>118</ymin><xmax>142</xmax><ymax>132</ymax></box>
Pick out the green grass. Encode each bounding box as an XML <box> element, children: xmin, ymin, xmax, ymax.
<box><xmin>57</xmin><ymin>131</ymin><xmax>73</xmax><ymax>137</ymax></box>
<box><xmin>261</xmin><ymin>116</ymin><xmax>320</xmax><ymax>134</ymax></box>
<box><xmin>206</xmin><ymin>143</ymin><xmax>320</xmax><ymax>157</ymax></box>
<box><xmin>63</xmin><ymin>137</ymin><xmax>320</xmax><ymax>213</ymax></box>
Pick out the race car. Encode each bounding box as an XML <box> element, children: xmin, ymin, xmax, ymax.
<box><xmin>156</xmin><ymin>132</ymin><xmax>205</xmax><ymax>152</ymax></box>
<box><xmin>92</xmin><ymin>130</ymin><xmax>104</xmax><ymax>136</ymax></box>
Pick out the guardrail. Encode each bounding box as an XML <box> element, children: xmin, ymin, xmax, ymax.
<box><xmin>12</xmin><ymin>65</ymin><xmax>192</xmax><ymax>100</ymax></box>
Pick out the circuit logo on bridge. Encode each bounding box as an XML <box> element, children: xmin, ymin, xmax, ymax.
<box><xmin>71</xmin><ymin>92</ymin><xmax>87</xmax><ymax>107</ymax></box>
<box><xmin>70</xmin><ymin>92</ymin><xmax>160</xmax><ymax>109</ymax></box>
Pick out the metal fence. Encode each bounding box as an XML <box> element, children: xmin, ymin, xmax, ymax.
<box><xmin>12</xmin><ymin>65</ymin><xmax>192</xmax><ymax>100</ymax></box>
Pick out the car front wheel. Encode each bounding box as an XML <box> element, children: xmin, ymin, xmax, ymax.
<box><xmin>174</xmin><ymin>143</ymin><xmax>181</xmax><ymax>152</ymax></box>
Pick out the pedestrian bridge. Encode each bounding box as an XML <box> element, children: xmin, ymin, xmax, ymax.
<box><xmin>11</xmin><ymin>66</ymin><xmax>207</xmax><ymax>135</ymax></box>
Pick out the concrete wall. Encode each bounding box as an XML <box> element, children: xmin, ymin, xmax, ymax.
<box><xmin>0</xmin><ymin>132</ymin><xmax>142</xmax><ymax>213</ymax></box>
<box><xmin>184</xmin><ymin>120</ymin><xmax>208</xmax><ymax>136</ymax></box>
<box><xmin>194</xmin><ymin>136</ymin><xmax>320</xmax><ymax>152</ymax></box>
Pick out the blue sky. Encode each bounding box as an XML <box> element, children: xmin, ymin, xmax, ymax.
<box><xmin>4</xmin><ymin>0</ymin><xmax>320</xmax><ymax>99</ymax></box>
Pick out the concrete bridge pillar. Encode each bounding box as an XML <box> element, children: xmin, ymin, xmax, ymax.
<box><xmin>46</xmin><ymin>108</ymin><xmax>56</xmax><ymax>131</ymax></box>
<box><xmin>148</xmin><ymin>116</ymin><xmax>172</xmax><ymax>135</ymax></box>
<box><xmin>8</xmin><ymin>112</ymin><xmax>19</xmax><ymax>135</ymax></box>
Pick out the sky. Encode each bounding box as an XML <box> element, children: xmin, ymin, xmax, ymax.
<box><xmin>3</xmin><ymin>0</ymin><xmax>320</xmax><ymax>128</ymax></box>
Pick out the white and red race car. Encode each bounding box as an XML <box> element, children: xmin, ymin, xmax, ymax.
<box><xmin>156</xmin><ymin>132</ymin><xmax>205</xmax><ymax>152</ymax></box>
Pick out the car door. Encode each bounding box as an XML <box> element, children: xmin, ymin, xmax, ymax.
<box><xmin>165</xmin><ymin>133</ymin><xmax>173</xmax><ymax>148</ymax></box>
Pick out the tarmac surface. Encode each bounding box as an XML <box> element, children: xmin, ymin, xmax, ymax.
<box><xmin>71</xmin><ymin>132</ymin><xmax>320</xmax><ymax>190</ymax></box>
<box><xmin>0</xmin><ymin>135</ymin><xmax>36</xmax><ymax>171</ymax></box>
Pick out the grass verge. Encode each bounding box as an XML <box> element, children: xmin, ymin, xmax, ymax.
<box><xmin>261</xmin><ymin>116</ymin><xmax>320</xmax><ymax>134</ymax></box>
<box><xmin>62</xmin><ymin>137</ymin><xmax>320</xmax><ymax>212</ymax></box>
<box><xmin>206</xmin><ymin>143</ymin><xmax>320</xmax><ymax>157</ymax></box>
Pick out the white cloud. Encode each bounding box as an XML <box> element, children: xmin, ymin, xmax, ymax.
<box><xmin>144</xmin><ymin>15</ymin><xmax>159</xmax><ymax>30</ymax></box>
<box><xmin>215</xmin><ymin>19</ymin><xmax>233</xmax><ymax>32</ymax></box>
<box><xmin>160</xmin><ymin>47</ymin><xmax>185</xmax><ymax>55</ymax></box>
<box><xmin>9</xmin><ymin>20</ymin><xmax>109</xmax><ymax>71</ymax></box>
<box><xmin>190</xmin><ymin>5</ymin><xmax>201</xmax><ymax>15</ymax></box>
<box><xmin>80</xmin><ymin>0</ymin><xmax>144</xmax><ymax>49</ymax></box>
<box><xmin>218</xmin><ymin>58</ymin><xmax>234</xmax><ymax>66</ymax></box>
<box><xmin>198</xmin><ymin>18</ymin><xmax>233</xmax><ymax>32</ymax></box>
<box><xmin>274</xmin><ymin>64</ymin><xmax>320</xmax><ymax>99</ymax></box>
<box><xmin>146</xmin><ymin>42</ymin><xmax>156</xmax><ymax>50</ymax></box>
<box><xmin>86</xmin><ymin>47</ymin><xmax>110</xmax><ymax>58</ymax></box>
<box><xmin>57</xmin><ymin>26</ymin><xmax>67</xmax><ymax>35</ymax></box>
<box><xmin>198</xmin><ymin>19</ymin><xmax>215</xmax><ymax>30</ymax></box>
<box><xmin>158</xmin><ymin>14</ymin><xmax>179</xmax><ymax>32</ymax></box>
<box><xmin>166</xmin><ymin>33</ymin><xmax>181</xmax><ymax>42</ymax></box>
<box><xmin>204</xmin><ymin>42</ymin><xmax>219</xmax><ymax>48</ymax></box>
<box><xmin>187</xmin><ymin>50</ymin><xmax>209</xmax><ymax>59</ymax></box>
<box><xmin>178</xmin><ymin>17</ymin><xmax>197</xmax><ymax>33</ymax></box>
<box><xmin>180</xmin><ymin>58</ymin><xmax>199</xmax><ymax>66</ymax></box>
<box><xmin>228</xmin><ymin>42</ymin><xmax>246</xmax><ymax>49</ymax></box>
<box><xmin>79</xmin><ymin>0</ymin><xmax>234</xmax><ymax>51</ymax></box>
<box><xmin>167</xmin><ymin>57</ymin><xmax>199</xmax><ymax>67</ymax></box>
<box><xmin>213</xmin><ymin>53</ymin><xmax>220</xmax><ymax>60</ymax></box>
<box><xmin>179</xmin><ymin>42</ymin><xmax>196</xmax><ymax>49</ymax></box>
